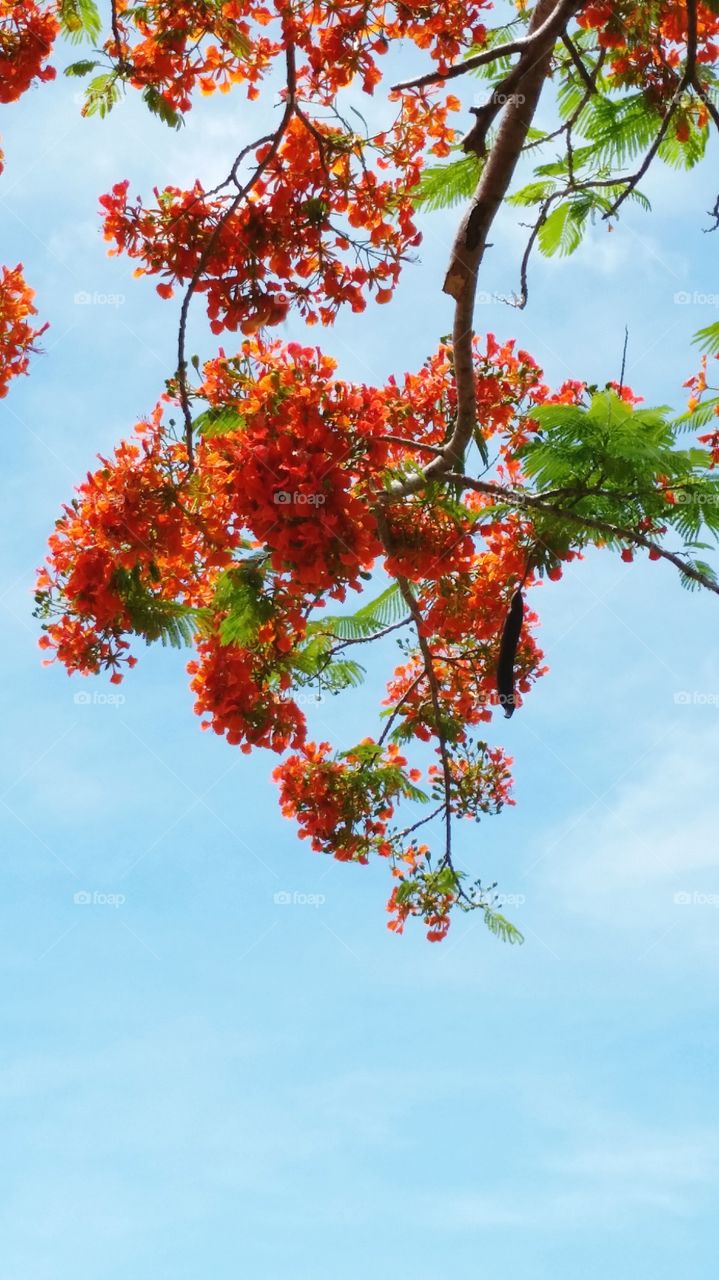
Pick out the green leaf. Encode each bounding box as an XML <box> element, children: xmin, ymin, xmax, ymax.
<box><xmin>413</xmin><ymin>155</ymin><xmax>481</xmax><ymax>211</ymax></box>
<box><xmin>537</xmin><ymin>201</ymin><xmax>587</xmax><ymax>257</ymax></box>
<box><xmin>82</xmin><ymin>73</ymin><xmax>123</xmax><ymax>119</ymax></box>
<box><xmin>507</xmin><ymin>179</ymin><xmax>557</xmax><ymax>207</ymax></box>
<box><xmin>583</xmin><ymin>93</ymin><xmax>662</xmax><ymax>168</ymax></box>
<box><xmin>193</xmin><ymin>406</ymin><xmax>246</xmax><ymax>438</ymax></box>
<box><xmin>397</xmin><ymin>778</ymin><xmax>430</xmax><ymax>804</ymax></box>
<box><xmin>112</xmin><ymin>567</ymin><xmax>204</xmax><ymax>648</ymax></box>
<box><xmin>694</xmin><ymin>321</ymin><xmax>719</xmax><ymax>355</ymax></box>
<box><xmin>312</xmin><ymin>583</ymin><xmax>407</xmax><ymax>642</ymax></box>
<box><xmin>483</xmin><ymin>909</ymin><xmax>524</xmax><ymax>944</ymax></box>
<box><xmin>64</xmin><ymin>60</ymin><xmax>100</xmax><ymax>77</ymax></box>
<box><xmin>673</xmin><ymin>395</ymin><xmax>719</xmax><ymax>432</ymax></box>
<box><xmin>59</xmin><ymin>0</ymin><xmax>101</xmax><ymax>44</ymax></box>
<box><xmin>142</xmin><ymin>86</ymin><xmax>184</xmax><ymax>130</ymax></box>
<box><xmin>214</xmin><ymin>19</ymin><xmax>252</xmax><ymax>59</ymax></box>
<box><xmin>214</xmin><ymin>563</ymin><xmax>274</xmax><ymax>647</ymax></box>
<box><xmin>657</xmin><ymin>117</ymin><xmax>708</xmax><ymax>170</ymax></box>
<box><xmin>678</xmin><ymin>558</ymin><xmax>718</xmax><ymax>591</ymax></box>
<box><xmin>320</xmin><ymin>659</ymin><xmax>366</xmax><ymax>691</ymax></box>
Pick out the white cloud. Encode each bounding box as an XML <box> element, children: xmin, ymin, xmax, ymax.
<box><xmin>429</xmin><ymin>1103</ymin><xmax>719</xmax><ymax>1231</ymax></box>
<box><xmin>539</xmin><ymin>719</ymin><xmax>719</xmax><ymax>934</ymax></box>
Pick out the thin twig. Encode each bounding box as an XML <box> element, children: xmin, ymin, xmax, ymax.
<box><xmin>177</xmin><ymin>44</ymin><xmax>298</xmax><ymax>467</ymax></box>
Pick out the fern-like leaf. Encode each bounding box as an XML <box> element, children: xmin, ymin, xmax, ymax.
<box><xmin>413</xmin><ymin>155</ymin><xmax>481</xmax><ymax>211</ymax></box>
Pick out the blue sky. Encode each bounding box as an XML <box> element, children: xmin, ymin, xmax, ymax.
<box><xmin>2</xmin><ymin>27</ymin><xmax>719</xmax><ymax>1280</ymax></box>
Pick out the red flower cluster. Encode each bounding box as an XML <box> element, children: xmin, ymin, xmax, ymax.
<box><xmin>99</xmin><ymin>101</ymin><xmax>455</xmax><ymax>332</ymax></box>
<box><xmin>106</xmin><ymin>0</ymin><xmax>278</xmax><ymax>111</ymax></box>
<box><xmin>199</xmin><ymin>343</ymin><xmax>388</xmax><ymax>593</ymax></box>
<box><xmin>0</xmin><ymin>0</ymin><xmax>57</xmax><ymax>104</ymax></box>
<box><xmin>36</xmin><ymin>332</ymin><xmax>569</xmax><ymax>938</ymax></box>
<box><xmin>189</xmin><ymin>634</ymin><xmax>307</xmax><ymax>753</ymax></box>
<box><xmin>579</xmin><ymin>0</ymin><xmax>719</xmax><ymax>112</ymax></box>
<box><xmin>98</xmin><ymin>0</ymin><xmax>491</xmax><ymax>112</ymax></box>
<box><xmin>273</xmin><ymin>739</ymin><xmax>421</xmax><ymax>862</ymax></box>
<box><xmin>0</xmin><ymin>263</ymin><xmax>47</xmax><ymax>398</ymax></box>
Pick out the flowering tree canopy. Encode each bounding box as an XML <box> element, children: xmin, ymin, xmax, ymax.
<box><xmin>3</xmin><ymin>0</ymin><xmax>719</xmax><ymax>940</ymax></box>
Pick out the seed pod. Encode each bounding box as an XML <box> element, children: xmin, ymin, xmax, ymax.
<box><xmin>496</xmin><ymin>589</ymin><xmax>524</xmax><ymax>719</ymax></box>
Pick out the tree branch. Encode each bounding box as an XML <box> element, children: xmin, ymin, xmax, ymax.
<box><xmin>391</xmin><ymin>0</ymin><xmax>579</xmax><ymax>94</ymax></box>
<box><xmin>446</xmin><ymin>473</ymin><xmax>719</xmax><ymax>596</ymax></box>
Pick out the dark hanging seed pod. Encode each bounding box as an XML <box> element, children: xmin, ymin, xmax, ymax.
<box><xmin>496</xmin><ymin>589</ymin><xmax>524</xmax><ymax>719</ymax></box>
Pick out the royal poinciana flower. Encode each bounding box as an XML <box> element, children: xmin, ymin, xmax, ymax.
<box><xmin>0</xmin><ymin>263</ymin><xmax>47</xmax><ymax>398</ymax></box>
<box><xmin>0</xmin><ymin>0</ymin><xmax>57</xmax><ymax>104</ymax></box>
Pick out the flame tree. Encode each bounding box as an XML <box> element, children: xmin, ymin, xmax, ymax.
<box><xmin>3</xmin><ymin>0</ymin><xmax>719</xmax><ymax>939</ymax></box>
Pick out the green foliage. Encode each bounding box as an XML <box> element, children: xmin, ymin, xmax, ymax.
<box><xmin>501</xmin><ymin>72</ymin><xmax>709</xmax><ymax>266</ymax></box>
<box><xmin>311</xmin><ymin>583</ymin><xmax>407</xmax><ymax>642</ymax></box>
<box><xmin>82</xmin><ymin>73</ymin><xmax>124</xmax><ymax>119</ymax></box>
<box><xmin>141</xmin><ymin>87</ymin><xmax>184</xmax><ymax>130</ymax></box>
<box><xmin>213</xmin><ymin>18</ymin><xmax>252</xmax><ymax>59</ymax></box>
<box><xmin>413</xmin><ymin>155</ymin><xmax>481</xmax><ymax>212</ymax></box>
<box><xmin>483</xmin><ymin>909</ymin><xmax>524</xmax><ymax>944</ymax></box>
<box><xmin>657</xmin><ymin>119</ymin><xmax>708</xmax><ymax>170</ymax></box>
<box><xmin>64</xmin><ymin>60</ymin><xmax>101</xmax><ymax>77</ymax></box>
<box><xmin>677</xmin><ymin>556</ymin><xmax>718</xmax><ymax>591</ymax></box>
<box><xmin>213</xmin><ymin>561</ymin><xmax>274</xmax><ymax>647</ymax></box>
<box><xmin>673</xmin><ymin>394</ymin><xmax>719</xmax><ymax>432</ymax></box>
<box><xmin>287</xmin><ymin>585</ymin><xmax>408</xmax><ymax>697</ymax></box>
<box><xmin>59</xmin><ymin>0</ymin><xmax>101</xmax><ymax>44</ymax></box>
<box><xmin>318</xmin><ymin>659</ymin><xmax>367</xmax><ymax>691</ymax></box>
<box><xmin>537</xmin><ymin>201</ymin><xmax>586</xmax><ymax>257</ymax></box>
<box><xmin>694</xmin><ymin>321</ymin><xmax>719</xmax><ymax>356</ymax></box>
<box><xmin>339</xmin><ymin>742</ymin><xmax>430</xmax><ymax>803</ymax></box>
<box><xmin>582</xmin><ymin>93</ymin><xmax>662</xmax><ymax>168</ymax></box>
<box><xmin>113</xmin><ymin>567</ymin><xmax>203</xmax><ymax>648</ymax></box>
<box><xmin>193</xmin><ymin>406</ymin><xmax>246</xmax><ymax>437</ymax></box>
<box><xmin>520</xmin><ymin>391</ymin><xmax>719</xmax><ymax>557</ymax></box>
